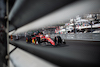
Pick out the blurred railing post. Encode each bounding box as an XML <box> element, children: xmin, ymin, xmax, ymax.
<box><xmin>90</xmin><ymin>21</ymin><xmax>93</xmax><ymax>33</ymax></box>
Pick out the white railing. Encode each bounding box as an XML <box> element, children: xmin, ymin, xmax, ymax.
<box><xmin>50</xmin><ymin>33</ymin><xmax>100</xmax><ymax>41</ymax></box>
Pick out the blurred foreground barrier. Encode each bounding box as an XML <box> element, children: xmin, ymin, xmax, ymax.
<box><xmin>50</xmin><ymin>33</ymin><xmax>100</xmax><ymax>41</ymax></box>
<box><xmin>9</xmin><ymin>39</ymin><xmax>100</xmax><ymax>67</ymax></box>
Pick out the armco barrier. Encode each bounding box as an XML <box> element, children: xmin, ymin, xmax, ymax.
<box><xmin>50</xmin><ymin>33</ymin><xmax>100</xmax><ymax>41</ymax></box>
<box><xmin>9</xmin><ymin>40</ymin><xmax>100</xmax><ymax>67</ymax></box>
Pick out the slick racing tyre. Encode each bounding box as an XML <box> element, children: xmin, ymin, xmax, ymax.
<box><xmin>27</xmin><ymin>36</ymin><xmax>32</xmax><ymax>43</ymax></box>
<box><xmin>36</xmin><ymin>37</ymin><xmax>41</xmax><ymax>44</ymax></box>
<box><xmin>54</xmin><ymin>36</ymin><xmax>62</xmax><ymax>45</ymax></box>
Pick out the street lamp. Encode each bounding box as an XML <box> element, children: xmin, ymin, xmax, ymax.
<box><xmin>90</xmin><ymin>21</ymin><xmax>93</xmax><ymax>33</ymax></box>
<box><xmin>88</xmin><ymin>19</ymin><xmax>94</xmax><ymax>33</ymax></box>
<box><xmin>70</xmin><ymin>18</ymin><xmax>76</xmax><ymax>33</ymax></box>
<box><xmin>73</xmin><ymin>19</ymin><xmax>76</xmax><ymax>33</ymax></box>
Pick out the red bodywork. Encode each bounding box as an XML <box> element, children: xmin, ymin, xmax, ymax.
<box><xmin>26</xmin><ymin>34</ymin><xmax>55</xmax><ymax>46</ymax></box>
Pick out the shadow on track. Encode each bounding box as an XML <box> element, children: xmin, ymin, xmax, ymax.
<box><xmin>39</xmin><ymin>43</ymin><xmax>69</xmax><ymax>48</ymax></box>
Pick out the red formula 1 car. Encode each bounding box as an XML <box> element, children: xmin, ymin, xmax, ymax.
<box><xmin>26</xmin><ymin>33</ymin><xmax>66</xmax><ymax>46</ymax></box>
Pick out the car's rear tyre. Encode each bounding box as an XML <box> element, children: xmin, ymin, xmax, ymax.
<box><xmin>36</xmin><ymin>37</ymin><xmax>41</xmax><ymax>44</ymax></box>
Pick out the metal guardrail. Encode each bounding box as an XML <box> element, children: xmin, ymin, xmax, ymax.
<box><xmin>50</xmin><ymin>33</ymin><xmax>100</xmax><ymax>41</ymax></box>
<box><xmin>9</xmin><ymin>38</ymin><xmax>100</xmax><ymax>67</ymax></box>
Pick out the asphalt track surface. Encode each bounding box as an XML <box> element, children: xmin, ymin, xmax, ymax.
<box><xmin>10</xmin><ymin>38</ymin><xmax>100</xmax><ymax>67</ymax></box>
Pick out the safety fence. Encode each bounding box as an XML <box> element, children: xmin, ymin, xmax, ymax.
<box><xmin>50</xmin><ymin>33</ymin><xmax>100</xmax><ymax>41</ymax></box>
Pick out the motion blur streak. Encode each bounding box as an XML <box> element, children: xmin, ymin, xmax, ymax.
<box><xmin>9</xmin><ymin>0</ymin><xmax>100</xmax><ymax>34</ymax></box>
<box><xmin>9</xmin><ymin>39</ymin><xmax>100</xmax><ymax>67</ymax></box>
